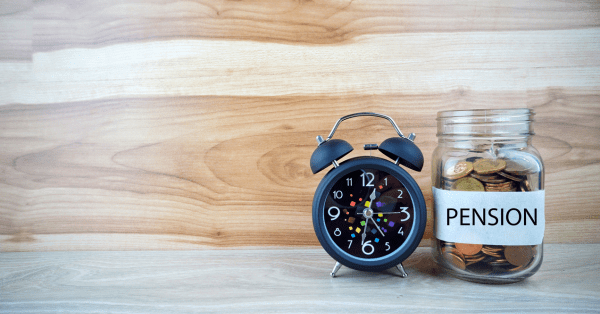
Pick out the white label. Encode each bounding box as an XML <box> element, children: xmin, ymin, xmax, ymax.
<box><xmin>433</xmin><ymin>187</ymin><xmax>545</xmax><ymax>245</ymax></box>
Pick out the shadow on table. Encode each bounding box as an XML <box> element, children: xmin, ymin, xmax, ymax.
<box><xmin>383</xmin><ymin>250</ymin><xmax>443</xmax><ymax>278</ymax></box>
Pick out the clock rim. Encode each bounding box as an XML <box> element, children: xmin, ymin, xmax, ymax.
<box><xmin>312</xmin><ymin>156</ymin><xmax>427</xmax><ymax>272</ymax></box>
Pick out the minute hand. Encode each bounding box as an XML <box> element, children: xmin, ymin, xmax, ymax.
<box><xmin>368</xmin><ymin>217</ymin><xmax>385</xmax><ymax>237</ymax></box>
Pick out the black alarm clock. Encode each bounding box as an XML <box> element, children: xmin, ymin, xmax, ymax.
<box><xmin>310</xmin><ymin>112</ymin><xmax>426</xmax><ymax>277</ymax></box>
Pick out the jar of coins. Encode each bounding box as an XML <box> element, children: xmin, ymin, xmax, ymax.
<box><xmin>432</xmin><ymin>109</ymin><xmax>544</xmax><ymax>284</ymax></box>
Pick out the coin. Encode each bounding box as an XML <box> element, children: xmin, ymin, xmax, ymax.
<box><xmin>484</xmin><ymin>181</ymin><xmax>515</xmax><ymax>192</ymax></box>
<box><xmin>504</xmin><ymin>246</ymin><xmax>534</xmax><ymax>267</ymax></box>
<box><xmin>470</xmin><ymin>172</ymin><xmax>507</xmax><ymax>183</ymax></box>
<box><xmin>497</xmin><ymin>171</ymin><xmax>524</xmax><ymax>182</ymax></box>
<box><xmin>451</xmin><ymin>177</ymin><xmax>485</xmax><ymax>191</ymax></box>
<box><xmin>444</xmin><ymin>161</ymin><xmax>474</xmax><ymax>180</ymax></box>
<box><xmin>481</xmin><ymin>245</ymin><xmax>503</xmax><ymax>257</ymax></box>
<box><xmin>465</xmin><ymin>253</ymin><xmax>486</xmax><ymax>265</ymax></box>
<box><xmin>455</xmin><ymin>243</ymin><xmax>483</xmax><ymax>255</ymax></box>
<box><xmin>501</xmin><ymin>151</ymin><xmax>541</xmax><ymax>175</ymax></box>
<box><xmin>473</xmin><ymin>159</ymin><xmax>507</xmax><ymax>175</ymax></box>
<box><xmin>443</xmin><ymin>251</ymin><xmax>466</xmax><ymax>270</ymax></box>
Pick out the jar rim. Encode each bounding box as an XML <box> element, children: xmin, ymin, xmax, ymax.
<box><xmin>437</xmin><ymin>108</ymin><xmax>533</xmax><ymax>119</ymax></box>
<box><xmin>436</xmin><ymin>108</ymin><xmax>535</xmax><ymax>138</ymax></box>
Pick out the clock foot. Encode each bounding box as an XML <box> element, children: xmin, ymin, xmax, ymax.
<box><xmin>396</xmin><ymin>263</ymin><xmax>408</xmax><ymax>278</ymax></box>
<box><xmin>330</xmin><ymin>262</ymin><xmax>342</xmax><ymax>277</ymax></box>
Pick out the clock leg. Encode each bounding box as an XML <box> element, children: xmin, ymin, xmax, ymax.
<box><xmin>396</xmin><ymin>263</ymin><xmax>408</xmax><ymax>278</ymax></box>
<box><xmin>330</xmin><ymin>262</ymin><xmax>342</xmax><ymax>277</ymax></box>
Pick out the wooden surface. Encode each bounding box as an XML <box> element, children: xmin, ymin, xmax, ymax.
<box><xmin>2</xmin><ymin>244</ymin><xmax>600</xmax><ymax>313</ymax></box>
<box><xmin>1</xmin><ymin>0</ymin><xmax>600</xmax><ymax>251</ymax></box>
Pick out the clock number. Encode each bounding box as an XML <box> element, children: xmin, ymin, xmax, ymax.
<box><xmin>346</xmin><ymin>177</ymin><xmax>352</xmax><ymax>186</ymax></box>
<box><xmin>385</xmin><ymin>242</ymin><xmax>391</xmax><ymax>251</ymax></box>
<box><xmin>398</xmin><ymin>226</ymin><xmax>404</xmax><ymax>236</ymax></box>
<box><xmin>360</xmin><ymin>172</ymin><xmax>375</xmax><ymax>187</ymax></box>
<box><xmin>400</xmin><ymin>207</ymin><xmax>410</xmax><ymax>222</ymax></box>
<box><xmin>362</xmin><ymin>240</ymin><xmax>375</xmax><ymax>255</ymax></box>
<box><xmin>333</xmin><ymin>190</ymin><xmax>343</xmax><ymax>199</ymax></box>
<box><xmin>347</xmin><ymin>240</ymin><xmax>352</xmax><ymax>249</ymax></box>
<box><xmin>397</xmin><ymin>189</ymin><xmax>403</xmax><ymax>198</ymax></box>
<box><xmin>328</xmin><ymin>207</ymin><xmax>340</xmax><ymax>220</ymax></box>
<box><xmin>384</xmin><ymin>177</ymin><xmax>388</xmax><ymax>186</ymax></box>
<box><xmin>334</xmin><ymin>228</ymin><xmax>341</xmax><ymax>237</ymax></box>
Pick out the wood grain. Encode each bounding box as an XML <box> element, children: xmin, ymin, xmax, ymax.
<box><xmin>2</xmin><ymin>245</ymin><xmax>600</xmax><ymax>313</ymax></box>
<box><xmin>0</xmin><ymin>0</ymin><xmax>599</xmax><ymax>251</ymax></box>
<box><xmin>31</xmin><ymin>0</ymin><xmax>600</xmax><ymax>50</ymax></box>
<box><xmin>1</xmin><ymin>91</ymin><xmax>598</xmax><ymax>251</ymax></box>
<box><xmin>4</xmin><ymin>29</ymin><xmax>600</xmax><ymax>105</ymax></box>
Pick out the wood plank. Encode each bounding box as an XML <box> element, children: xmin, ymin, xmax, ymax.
<box><xmin>32</xmin><ymin>0</ymin><xmax>600</xmax><ymax>51</ymax></box>
<box><xmin>1</xmin><ymin>245</ymin><xmax>599</xmax><ymax>313</ymax></box>
<box><xmin>3</xmin><ymin>28</ymin><xmax>599</xmax><ymax>105</ymax></box>
<box><xmin>1</xmin><ymin>91</ymin><xmax>598</xmax><ymax>251</ymax></box>
<box><xmin>0</xmin><ymin>1</ymin><xmax>31</xmax><ymax>61</ymax></box>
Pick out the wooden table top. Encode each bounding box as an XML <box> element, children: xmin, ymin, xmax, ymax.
<box><xmin>2</xmin><ymin>244</ymin><xmax>599</xmax><ymax>313</ymax></box>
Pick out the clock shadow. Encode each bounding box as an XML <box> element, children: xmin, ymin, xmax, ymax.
<box><xmin>382</xmin><ymin>250</ymin><xmax>442</xmax><ymax>278</ymax></box>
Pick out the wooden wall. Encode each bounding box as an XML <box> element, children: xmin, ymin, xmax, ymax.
<box><xmin>1</xmin><ymin>0</ymin><xmax>599</xmax><ymax>251</ymax></box>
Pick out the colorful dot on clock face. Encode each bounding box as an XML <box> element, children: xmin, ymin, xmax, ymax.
<box><xmin>360</xmin><ymin>221</ymin><xmax>366</xmax><ymax>226</ymax></box>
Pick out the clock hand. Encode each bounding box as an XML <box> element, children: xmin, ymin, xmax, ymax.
<box><xmin>354</xmin><ymin>188</ymin><xmax>377</xmax><ymax>215</ymax></box>
<box><xmin>361</xmin><ymin>219</ymin><xmax>368</xmax><ymax>245</ymax></box>
<box><xmin>377</xmin><ymin>207</ymin><xmax>409</xmax><ymax>215</ymax></box>
<box><xmin>369</xmin><ymin>217</ymin><xmax>385</xmax><ymax>237</ymax></box>
<box><xmin>368</xmin><ymin>189</ymin><xmax>377</xmax><ymax>207</ymax></box>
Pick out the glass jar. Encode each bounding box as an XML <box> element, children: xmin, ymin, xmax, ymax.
<box><xmin>431</xmin><ymin>109</ymin><xmax>545</xmax><ymax>284</ymax></box>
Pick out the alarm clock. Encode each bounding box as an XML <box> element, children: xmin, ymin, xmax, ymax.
<box><xmin>310</xmin><ymin>112</ymin><xmax>426</xmax><ymax>277</ymax></box>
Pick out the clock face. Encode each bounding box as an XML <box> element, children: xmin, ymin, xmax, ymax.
<box><xmin>323</xmin><ymin>168</ymin><xmax>414</xmax><ymax>260</ymax></box>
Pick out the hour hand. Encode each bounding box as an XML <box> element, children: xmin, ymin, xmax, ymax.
<box><xmin>361</xmin><ymin>220</ymin><xmax>368</xmax><ymax>244</ymax></box>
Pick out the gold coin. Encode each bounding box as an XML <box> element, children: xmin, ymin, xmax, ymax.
<box><xmin>455</xmin><ymin>243</ymin><xmax>483</xmax><ymax>256</ymax></box>
<box><xmin>465</xmin><ymin>253</ymin><xmax>486</xmax><ymax>265</ymax></box>
<box><xmin>481</xmin><ymin>245</ymin><xmax>503</xmax><ymax>257</ymax></box>
<box><xmin>484</xmin><ymin>181</ymin><xmax>513</xmax><ymax>187</ymax></box>
<box><xmin>470</xmin><ymin>173</ymin><xmax>507</xmax><ymax>183</ymax></box>
<box><xmin>497</xmin><ymin>171</ymin><xmax>524</xmax><ymax>182</ymax></box>
<box><xmin>473</xmin><ymin>159</ymin><xmax>507</xmax><ymax>175</ymax></box>
<box><xmin>504</xmin><ymin>157</ymin><xmax>539</xmax><ymax>175</ymax></box>
<box><xmin>444</xmin><ymin>161</ymin><xmax>474</xmax><ymax>180</ymax></box>
<box><xmin>443</xmin><ymin>251</ymin><xmax>466</xmax><ymax>270</ymax></box>
<box><xmin>451</xmin><ymin>177</ymin><xmax>485</xmax><ymax>191</ymax></box>
<box><xmin>504</xmin><ymin>246</ymin><xmax>534</xmax><ymax>267</ymax></box>
<box><xmin>484</xmin><ymin>181</ymin><xmax>515</xmax><ymax>192</ymax></box>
